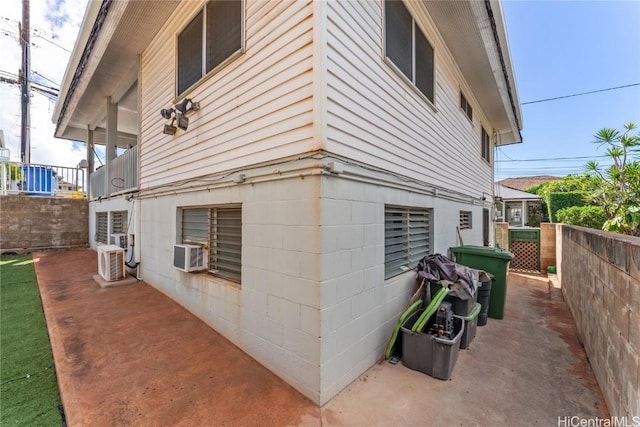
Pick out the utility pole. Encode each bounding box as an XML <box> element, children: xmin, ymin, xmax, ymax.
<box><xmin>20</xmin><ymin>0</ymin><xmax>31</xmax><ymax>164</ymax></box>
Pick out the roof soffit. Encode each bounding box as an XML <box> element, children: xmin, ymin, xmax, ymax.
<box><xmin>422</xmin><ymin>0</ymin><xmax>521</xmax><ymax>143</ymax></box>
<box><xmin>56</xmin><ymin>0</ymin><xmax>179</xmax><ymax>141</ymax></box>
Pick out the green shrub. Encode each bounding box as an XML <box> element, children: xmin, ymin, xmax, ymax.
<box><xmin>547</xmin><ymin>191</ymin><xmax>585</xmax><ymax>222</ymax></box>
<box><xmin>556</xmin><ymin>205</ymin><xmax>607</xmax><ymax>230</ymax></box>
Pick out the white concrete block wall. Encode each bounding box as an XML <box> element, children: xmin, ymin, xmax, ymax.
<box><xmin>89</xmin><ymin>196</ymin><xmax>136</xmax><ymax>249</ymax></box>
<box><xmin>132</xmin><ymin>168</ymin><xmax>491</xmax><ymax>405</ymax></box>
<box><xmin>138</xmin><ymin>176</ymin><xmax>323</xmax><ymax>403</ymax></box>
<box><xmin>318</xmin><ymin>174</ymin><xmax>490</xmax><ymax>404</ymax></box>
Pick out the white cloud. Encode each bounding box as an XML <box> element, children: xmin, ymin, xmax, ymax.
<box><xmin>0</xmin><ymin>0</ymin><xmax>88</xmax><ymax>167</ymax></box>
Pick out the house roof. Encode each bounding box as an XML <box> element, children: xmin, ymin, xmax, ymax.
<box><xmin>496</xmin><ymin>175</ymin><xmax>560</xmax><ymax>192</ymax></box>
<box><xmin>494</xmin><ymin>184</ymin><xmax>541</xmax><ymax>201</ymax></box>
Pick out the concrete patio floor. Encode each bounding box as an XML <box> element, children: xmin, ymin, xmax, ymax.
<box><xmin>33</xmin><ymin>249</ymin><xmax>608</xmax><ymax>426</ymax></box>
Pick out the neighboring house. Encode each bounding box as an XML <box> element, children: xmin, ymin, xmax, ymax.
<box><xmin>494</xmin><ymin>184</ymin><xmax>542</xmax><ymax>227</ymax></box>
<box><xmin>53</xmin><ymin>0</ymin><xmax>522</xmax><ymax>405</ymax></box>
<box><xmin>497</xmin><ymin>175</ymin><xmax>558</xmax><ymax>192</ymax></box>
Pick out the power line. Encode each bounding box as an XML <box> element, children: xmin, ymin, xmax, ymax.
<box><xmin>496</xmin><ymin>155</ymin><xmax>609</xmax><ymax>163</ymax></box>
<box><xmin>32</xmin><ymin>32</ymin><xmax>71</xmax><ymax>53</ymax></box>
<box><xmin>521</xmin><ymin>83</ymin><xmax>640</xmax><ymax>105</ymax></box>
<box><xmin>32</xmin><ymin>70</ymin><xmax>60</xmax><ymax>88</ymax></box>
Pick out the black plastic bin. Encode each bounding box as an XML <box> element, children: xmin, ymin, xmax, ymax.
<box><xmin>428</xmin><ymin>281</ymin><xmax>477</xmax><ymax>317</ymax></box>
<box><xmin>401</xmin><ymin>310</ymin><xmax>464</xmax><ymax>380</ymax></box>
<box><xmin>454</xmin><ymin>303</ymin><xmax>481</xmax><ymax>349</ymax></box>
<box><xmin>476</xmin><ymin>281</ymin><xmax>492</xmax><ymax>326</ymax></box>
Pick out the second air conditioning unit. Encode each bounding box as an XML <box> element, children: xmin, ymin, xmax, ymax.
<box><xmin>98</xmin><ymin>245</ymin><xmax>126</xmax><ymax>281</ymax></box>
<box><xmin>109</xmin><ymin>233</ymin><xmax>128</xmax><ymax>249</ymax></box>
<box><xmin>173</xmin><ymin>244</ymin><xmax>206</xmax><ymax>272</ymax></box>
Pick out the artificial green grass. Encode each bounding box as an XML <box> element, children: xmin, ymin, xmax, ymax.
<box><xmin>0</xmin><ymin>254</ymin><xmax>62</xmax><ymax>426</ymax></box>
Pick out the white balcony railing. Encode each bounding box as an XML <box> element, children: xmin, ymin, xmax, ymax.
<box><xmin>0</xmin><ymin>161</ymin><xmax>86</xmax><ymax>197</ymax></box>
<box><xmin>90</xmin><ymin>145</ymin><xmax>138</xmax><ymax>199</ymax></box>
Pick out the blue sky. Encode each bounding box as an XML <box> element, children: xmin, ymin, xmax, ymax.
<box><xmin>497</xmin><ymin>0</ymin><xmax>640</xmax><ymax>180</ymax></box>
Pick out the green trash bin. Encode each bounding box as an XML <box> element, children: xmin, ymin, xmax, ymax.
<box><xmin>450</xmin><ymin>245</ymin><xmax>513</xmax><ymax>320</ymax></box>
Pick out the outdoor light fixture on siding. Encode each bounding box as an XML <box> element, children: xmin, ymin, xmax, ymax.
<box><xmin>160</xmin><ymin>108</ymin><xmax>175</xmax><ymax>120</ymax></box>
<box><xmin>176</xmin><ymin>113</ymin><xmax>189</xmax><ymax>131</ymax></box>
<box><xmin>163</xmin><ymin>119</ymin><xmax>177</xmax><ymax>136</ymax></box>
<box><xmin>175</xmin><ymin>98</ymin><xmax>200</xmax><ymax>114</ymax></box>
<box><xmin>159</xmin><ymin>98</ymin><xmax>200</xmax><ymax>134</ymax></box>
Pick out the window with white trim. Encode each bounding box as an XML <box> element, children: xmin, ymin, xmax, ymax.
<box><xmin>481</xmin><ymin>127</ymin><xmax>491</xmax><ymax>163</ymax></box>
<box><xmin>181</xmin><ymin>206</ymin><xmax>242</xmax><ymax>283</ymax></box>
<box><xmin>177</xmin><ymin>0</ymin><xmax>243</xmax><ymax>96</ymax></box>
<box><xmin>384</xmin><ymin>0</ymin><xmax>435</xmax><ymax>102</ymax></box>
<box><xmin>385</xmin><ymin>206</ymin><xmax>432</xmax><ymax>279</ymax></box>
<box><xmin>96</xmin><ymin>212</ymin><xmax>108</xmax><ymax>244</ymax></box>
<box><xmin>459</xmin><ymin>211</ymin><xmax>472</xmax><ymax>230</ymax></box>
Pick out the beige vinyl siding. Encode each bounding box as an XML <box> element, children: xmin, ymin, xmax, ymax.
<box><xmin>325</xmin><ymin>0</ymin><xmax>493</xmax><ymax>196</ymax></box>
<box><xmin>140</xmin><ymin>0</ymin><xmax>315</xmax><ymax>189</ymax></box>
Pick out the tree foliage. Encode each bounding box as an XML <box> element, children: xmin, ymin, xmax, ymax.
<box><xmin>547</xmin><ymin>192</ymin><xmax>586</xmax><ymax>223</ymax></box>
<box><xmin>555</xmin><ymin>206</ymin><xmax>607</xmax><ymax>230</ymax></box>
<box><xmin>584</xmin><ymin>122</ymin><xmax>640</xmax><ymax>236</ymax></box>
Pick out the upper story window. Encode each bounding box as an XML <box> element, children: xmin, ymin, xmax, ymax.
<box><xmin>177</xmin><ymin>0</ymin><xmax>243</xmax><ymax>96</ymax></box>
<box><xmin>460</xmin><ymin>92</ymin><xmax>473</xmax><ymax>121</ymax></box>
<box><xmin>384</xmin><ymin>0</ymin><xmax>435</xmax><ymax>103</ymax></box>
<box><xmin>481</xmin><ymin>127</ymin><xmax>491</xmax><ymax>164</ymax></box>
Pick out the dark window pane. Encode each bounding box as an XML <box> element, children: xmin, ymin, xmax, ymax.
<box><xmin>482</xmin><ymin>127</ymin><xmax>491</xmax><ymax>162</ymax></box>
<box><xmin>206</xmin><ymin>0</ymin><xmax>242</xmax><ymax>73</ymax></box>
<box><xmin>385</xmin><ymin>0</ymin><xmax>412</xmax><ymax>81</ymax></box>
<box><xmin>178</xmin><ymin>11</ymin><xmax>203</xmax><ymax>95</ymax></box>
<box><xmin>415</xmin><ymin>24</ymin><xmax>434</xmax><ymax>102</ymax></box>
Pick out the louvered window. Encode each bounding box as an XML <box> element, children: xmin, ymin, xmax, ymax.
<box><xmin>111</xmin><ymin>211</ymin><xmax>128</xmax><ymax>234</ymax></box>
<box><xmin>459</xmin><ymin>211</ymin><xmax>472</xmax><ymax>230</ymax></box>
<box><xmin>385</xmin><ymin>206</ymin><xmax>432</xmax><ymax>279</ymax></box>
<box><xmin>182</xmin><ymin>206</ymin><xmax>242</xmax><ymax>283</ymax></box>
<box><xmin>177</xmin><ymin>0</ymin><xmax>243</xmax><ymax>96</ymax></box>
<box><xmin>384</xmin><ymin>0</ymin><xmax>434</xmax><ymax>103</ymax></box>
<box><xmin>96</xmin><ymin>212</ymin><xmax>108</xmax><ymax>244</ymax></box>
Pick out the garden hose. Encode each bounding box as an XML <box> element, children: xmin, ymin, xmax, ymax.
<box><xmin>384</xmin><ymin>299</ymin><xmax>423</xmax><ymax>360</ymax></box>
<box><xmin>412</xmin><ymin>286</ymin><xmax>449</xmax><ymax>333</ymax></box>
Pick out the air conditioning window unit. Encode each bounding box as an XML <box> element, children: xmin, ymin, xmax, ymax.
<box><xmin>98</xmin><ymin>245</ymin><xmax>126</xmax><ymax>281</ymax></box>
<box><xmin>173</xmin><ymin>244</ymin><xmax>206</xmax><ymax>272</ymax></box>
<box><xmin>109</xmin><ymin>233</ymin><xmax>128</xmax><ymax>249</ymax></box>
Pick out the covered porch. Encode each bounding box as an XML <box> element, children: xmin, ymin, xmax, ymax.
<box><xmin>52</xmin><ymin>1</ymin><xmax>181</xmax><ymax>200</ymax></box>
<box><xmin>494</xmin><ymin>184</ymin><xmax>543</xmax><ymax>227</ymax></box>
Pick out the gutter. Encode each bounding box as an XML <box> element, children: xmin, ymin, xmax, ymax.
<box><xmin>484</xmin><ymin>0</ymin><xmax>523</xmax><ymax>141</ymax></box>
<box><xmin>55</xmin><ymin>0</ymin><xmax>113</xmax><ymax>130</ymax></box>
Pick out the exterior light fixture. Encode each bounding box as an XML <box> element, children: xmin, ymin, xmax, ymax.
<box><xmin>160</xmin><ymin>99</ymin><xmax>199</xmax><ymax>135</ymax></box>
<box><xmin>175</xmin><ymin>98</ymin><xmax>200</xmax><ymax>114</ymax></box>
<box><xmin>176</xmin><ymin>113</ymin><xmax>189</xmax><ymax>131</ymax></box>
<box><xmin>160</xmin><ymin>108</ymin><xmax>175</xmax><ymax>120</ymax></box>
<box><xmin>163</xmin><ymin>118</ymin><xmax>177</xmax><ymax>135</ymax></box>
